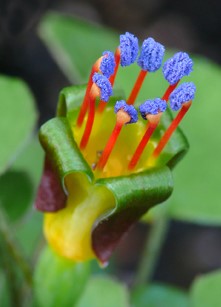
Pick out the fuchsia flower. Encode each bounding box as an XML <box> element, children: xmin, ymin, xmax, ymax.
<box><xmin>35</xmin><ymin>32</ymin><xmax>196</xmax><ymax>265</ymax></box>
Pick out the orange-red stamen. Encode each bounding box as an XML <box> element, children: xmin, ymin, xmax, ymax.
<box><xmin>80</xmin><ymin>85</ymin><xmax>100</xmax><ymax>149</ymax></box>
<box><xmin>152</xmin><ymin>100</ymin><xmax>192</xmax><ymax>158</ymax></box>
<box><xmin>97</xmin><ymin>100</ymin><xmax>107</xmax><ymax>113</ymax></box>
<box><xmin>97</xmin><ymin>48</ymin><xmax>120</xmax><ymax>115</ymax></box>
<box><xmin>96</xmin><ymin>110</ymin><xmax>131</xmax><ymax>170</ymax></box>
<box><xmin>128</xmin><ymin>113</ymin><xmax>161</xmax><ymax>170</ymax></box>
<box><xmin>127</xmin><ymin>70</ymin><xmax>148</xmax><ymax>105</ymax></box>
<box><xmin>162</xmin><ymin>81</ymin><xmax>179</xmax><ymax>102</ymax></box>
<box><xmin>77</xmin><ymin>58</ymin><xmax>102</xmax><ymax>127</ymax></box>
<box><xmin>109</xmin><ymin>48</ymin><xmax>121</xmax><ymax>86</ymax></box>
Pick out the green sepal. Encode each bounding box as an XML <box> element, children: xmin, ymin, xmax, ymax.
<box><xmin>34</xmin><ymin>246</ymin><xmax>90</xmax><ymax>307</ymax></box>
<box><xmin>39</xmin><ymin>117</ymin><xmax>94</xmax><ymax>187</ymax></box>
<box><xmin>93</xmin><ymin>166</ymin><xmax>173</xmax><ymax>262</ymax></box>
<box><xmin>57</xmin><ymin>84</ymin><xmax>86</xmax><ymax>117</ymax></box>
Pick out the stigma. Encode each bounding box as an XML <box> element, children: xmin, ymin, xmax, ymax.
<box><xmin>74</xmin><ymin>32</ymin><xmax>196</xmax><ymax>177</ymax></box>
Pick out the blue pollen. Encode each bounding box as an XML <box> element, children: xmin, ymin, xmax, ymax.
<box><xmin>92</xmin><ymin>73</ymin><xmax>112</xmax><ymax>102</ymax></box>
<box><xmin>119</xmin><ymin>32</ymin><xmax>139</xmax><ymax>67</ymax></box>
<box><xmin>100</xmin><ymin>51</ymin><xmax>116</xmax><ymax>78</ymax></box>
<box><xmin>162</xmin><ymin>52</ymin><xmax>193</xmax><ymax>85</ymax></box>
<box><xmin>137</xmin><ymin>37</ymin><xmax>165</xmax><ymax>72</ymax></box>
<box><xmin>114</xmin><ymin>100</ymin><xmax>138</xmax><ymax>124</ymax></box>
<box><xmin>169</xmin><ymin>82</ymin><xmax>196</xmax><ymax>111</ymax></box>
<box><xmin>139</xmin><ymin>98</ymin><xmax>167</xmax><ymax>119</ymax></box>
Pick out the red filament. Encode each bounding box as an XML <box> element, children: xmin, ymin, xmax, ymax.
<box><xmin>80</xmin><ymin>85</ymin><xmax>99</xmax><ymax>149</ymax></box>
<box><xmin>96</xmin><ymin>110</ymin><xmax>131</xmax><ymax>170</ymax></box>
<box><xmin>109</xmin><ymin>48</ymin><xmax>121</xmax><ymax>86</ymax></box>
<box><xmin>162</xmin><ymin>81</ymin><xmax>179</xmax><ymax>102</ymax></box>
<box><xmin>97</xmin><ymin>100</ymin><xmax>107</xmax><ymax>113</ymax></box>
<box><xmin>127</xmin><ymin>70</ymin><xmax>148</xmax><ymax>105</ymax></box>
<box><xmin>128</xmin><ymin>124</ymin><xmax>155</xmax><ymax>169</ymax></box>
<box><xmin>96</xmin><ymin>122</ymin><xmax>123</xmax><ymax>170</ymax></box>
<box><xmin>128</xmin><ymin>114</ymin><xmax>161</xmax><ymax>170</ymax></box>
<box><xmin>153</xmin><ymin>101</ymin><xmax>192</xmax><ymax>158</ymax></box>
<box><xmin>77</xmin><ymin>58</ymin><xmax>102</xmax><ymax>127</ymax></box>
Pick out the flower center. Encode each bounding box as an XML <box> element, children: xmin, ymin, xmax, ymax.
<box><xmin>73</xmin><ymin>106</ymin><xmax>155</xmax><ymax>178</ymax></box>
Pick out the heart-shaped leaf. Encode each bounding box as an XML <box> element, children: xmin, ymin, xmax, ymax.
<box><xmin>190</xmin><ymin>269</ymin><xmax>221</xmax><ymax>307</ymax></box>
<box><xmin>76</xmin><ymin>276</ymin><xmax>129</xmax><ymax>307</ymax></box>
<box><xmin>131</xmin><ymin>283</ymin><xmax>190</xmax><ymax>307</ymax></box>
<box><xmin>0</xmin><ymin>76</ymin><xmax>37</xmax><ymax>175</ymax></box>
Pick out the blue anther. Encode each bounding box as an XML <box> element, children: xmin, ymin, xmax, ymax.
<box><xmin>114</xmin><ymin>100</ymin><xmax>138</xmax><ymax>123</ymax></box>
<box><xmin>119</xmin><ymin>32</ymin><xmax>139</xmax><ymax>67</ymax></box>
<box><xmin>139</xmin><ymin>98</ymin><xmax>167</xmax><ymax>119</ymax></box>
<box><xmin>169</xmin><ymin>82</ymin><xmax>196</xmax><ymax>111</ymax></box>
<box><xmin>137</xmin><ymin>37</ymin><xmax>165</xmax><ymax>72</ymax></box>
<box><xmin>163</xmin><ymin>52</ymin><xmax>193</xmax><ymax>85</ymax></box>
<box><xmin>100</xmin><ymin>51</ymin><xmax>116</xmax><ymax>78</ymax></box>
<box><xmin>92</xmin><ymin>73</ymin><xmax>112</xmax><ymax>102</ymax></box>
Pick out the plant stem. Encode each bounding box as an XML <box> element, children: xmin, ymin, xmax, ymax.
<box><xmin>134</xmin><ymin>215</ymin><xmax>170</xmax><ymax>286</ymax></box>
<box><xmin>0</xmin><ymin>208</ymin><xmax>33</xmax><ymax>305</ymax></box>
<box><xmin>0</xmin><ymin>237</ymin><xmax>22</xmax><ymax>307</ymax></box>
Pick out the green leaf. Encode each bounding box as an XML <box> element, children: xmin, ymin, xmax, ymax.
<box><xmin>34</xmin><ymin>246</ymin><xmax>90</xmax><ymax>307</ymax></box>
<box><xmin>190</xmin><ymin>269</ymin><xmax>221</xmax><ymax>307</ymax></box>
<box><xmin>15</xmin><ymin>211</ymin><xmax>43</xmax><ymax>257</ymax></box>
<box><xmin>0</xmin><ymin>137</ymin><xmax>43</xmax><ymax>256</ymax></box>
<box><xmin>0</xmin><ymin>76</ymin><xmax>37</xmax><ymax>175</ymax></box>
<box><xmin>0</xmin><ymin>170</ymin><xmax>33</xmax><ymax>221</ymax></box>
<box><xmin>0</xmin><ymin>137</ymin><xmax>43</xmax><ymax>230</ymax></box>
<box><xmin>0</xmin><ymin>272</ymin><xmax>11</xmax><ymax>307</ymax></box>
<box><xmin>76</xmin><ymin>276</ymin><xmax>130</xmax><ymax>307</ymax></box>
<box><xmin>38</xmin><ymin>13</ymin><xmax>118</xmax><ymax>83</ymax></box>
<box><xmin>131</xmin><ymin>284</ymin><xmax>189</xmax><ymax>307</ymax></box>
<box><xmin>6</xmin><ymin>138</ymin><xmax>44</xmax><ymax>255</ymax></box>
<box><xmin>12</xmin><ymin>137</ymin><xmax>44</xmax><ymax>189</ymax></box>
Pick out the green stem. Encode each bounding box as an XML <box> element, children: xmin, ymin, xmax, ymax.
<box><xmin>0</xmin><ymin>208</ymin><xmax>33</xmax><ymax>305</ymax></box>
<box><xmin>0</xmin><ymin>238</ymin><xmax>22</xmax><ymax>307</ymax></box>
<box><xmin>134</xmin><ymin>215</ymin><xmax>170</xmax><ymax>286</ymax></box>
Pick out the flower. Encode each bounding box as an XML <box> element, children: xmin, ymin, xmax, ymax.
<box><xmin>35</xmin><ymin>32</ymin><xmax>195</xmax><ymax>264</ymax></box>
